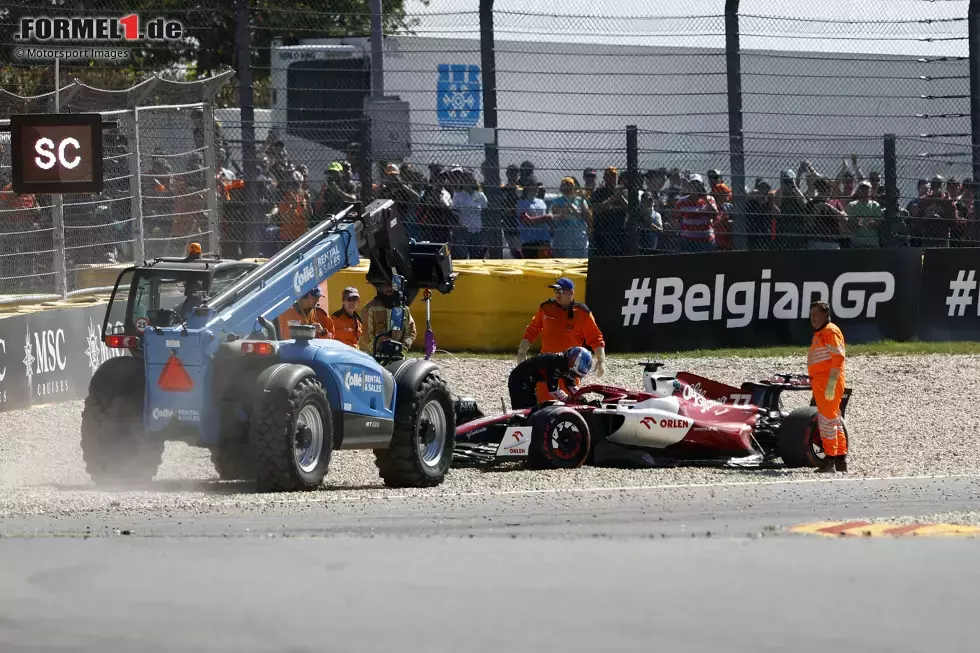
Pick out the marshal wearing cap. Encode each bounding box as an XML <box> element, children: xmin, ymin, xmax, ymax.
<box><xmin>517</xmin><ymin>276</ymin><xmax>607</xmax><ymax>383</ymax></box>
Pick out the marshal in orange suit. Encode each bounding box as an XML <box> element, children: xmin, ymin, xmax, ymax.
<box><xmin>517</xmin><ymin>277</ymin><xmax>606</xmax><ymax>403</ymax></box>
<box><xmin>807</xmin><ymin>301</ymin><xmax>847</xmax><ymax>473</ymax></box>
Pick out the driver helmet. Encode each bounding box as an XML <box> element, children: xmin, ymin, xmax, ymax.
<box><xmin>564</xmin><ymin>347</ymin><xmax>593</xmax><ymax>379</ymax></box>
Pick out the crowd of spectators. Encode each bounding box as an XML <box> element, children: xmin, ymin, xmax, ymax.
<box><xmin>137</xmin><ymin>127</ymin><xmax>980</xmax><ymax>260</ymax></box>
<box><xmin>7</xmin><ymin>125</ymin><xmax>974</xmax><ymax>289</ymax></box>
<box><xmin>266</xmin><ymin>148</ymin><xmax>976</xmax><ymax>258</ymax></box>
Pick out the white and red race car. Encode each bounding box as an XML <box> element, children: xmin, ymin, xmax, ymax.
<box><xmin>452</xmin><ymin>362</ymin><xmax>852</xmax><ymax>470</ymax></box>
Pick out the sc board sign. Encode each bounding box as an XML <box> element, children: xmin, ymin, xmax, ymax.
<box><xmin>10</xmin><ymin>113</ymin><xmax>103</xmax><ymax>194</ymax></box>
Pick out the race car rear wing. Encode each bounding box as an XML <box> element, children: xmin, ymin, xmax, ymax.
<box><xmin>743</xmin><ymin>374</ymin><xmax>853</xmax><ymax>418</ymax></box>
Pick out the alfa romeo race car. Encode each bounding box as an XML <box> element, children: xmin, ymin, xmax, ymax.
<box><xmin>452</xmin><ymin>362</ymin><xmax>852</xmax><ymax>470</ymax></box>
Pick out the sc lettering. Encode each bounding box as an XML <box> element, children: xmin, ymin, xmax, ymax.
<box><xmin>34</xmin><ymin>137</ymin><xmax>82</xmax><ymax>170</ymax></box>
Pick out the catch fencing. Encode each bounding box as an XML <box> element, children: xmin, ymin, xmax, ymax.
<box><xmin>229</xmin><ymin>0</ymin><xmax>977</xmax><ymax>259</ymax></box>
<box><xmin>0</xmin><ymin>72</ymin><xmax>232</xmax><ymax>302</ymax></box>
<box><xmin>1</xmin><ymin>0</ymin><xmax>979</xmax><ymax>288</ymax></box>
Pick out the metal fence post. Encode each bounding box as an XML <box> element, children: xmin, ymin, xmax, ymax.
<box><xmin>202</xmin><ymin>101</ymin><xmax>220</xmax><ymax>254</ymax></box>
<box><xmin>51</xmin><ymin>192</ymin><xmax>68</xmax><ymax>298</ymax></box>
<box><xmin>626</xmin><ymin>125</ymin><xmax>640</xmax><ymax>256</ymax></box>
<box><xmin>725</xmin><ymin>0</ymin><xmax>747</xmax><ymax>251</ymax></box>
<box><xmin>969</xmin><ymin>0</ymin><xmax>980</xmax><ymax>224</ymax></box>
<box><xmin>883</xmin><ymin>134</ymin><xmax>898</xmax><ymax>247</ymax></box>
<box><xmin>480</xmin><ymin>0</ymin><xmax>501</xmax><ymax>259</ymax></box>
<box><xmin>127</xmin><ymin>106</ymin><xmax>145</xmax><ymax>264</ymax></box>
<box><xmin>51</xmin><ymin>58</ymin><xmax>68</xmax><ymax>298</ymax></box>
<box><xmin>370</xmin><ymin>0</ymin><xmax>385</xmax><ymax>99</ymax></box>
<box><xmin>235</xmin><ymin>0</ymin><xmax>260</xmax><ymax>258</ymax></box>
<box><xmin>359</xmin><ymin>116</ymin><xmax>373</xmax><ymax>205</ymax></box>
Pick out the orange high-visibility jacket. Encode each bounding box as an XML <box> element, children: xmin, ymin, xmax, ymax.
<box><xmin>277</xmin><ymin>190</ymin><xmax>310</xmax><ymax>242</ymax></box>
<box><xmin>522</xmin><ymin>299</ymin><xmax>605</xmax><ymax>354</ymax></box>
<box><xmin>808</xmin><ymin>322</ymin><xmax>846</xmax><ymax>380</ymax></box>
<box><xmin>331</xmin><ymin>309</ymin><xmax>363</xmax><ymax>349</ymax></box>
<box><xmin>278</xmin><ymin>303</ymin><xmax>334</xmax><ymax>340</ymax></box>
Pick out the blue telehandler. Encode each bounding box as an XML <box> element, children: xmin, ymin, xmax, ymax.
<box><xmin>81</xmin><ymin>199</ymin><xmax>459</xmax><ymax>492</ymax></box>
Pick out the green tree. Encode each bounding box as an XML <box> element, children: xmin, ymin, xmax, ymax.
<box><xmin>0</xmin><ymin>0</ymin><xmax>422</xmax><ymax>102</ymax></box>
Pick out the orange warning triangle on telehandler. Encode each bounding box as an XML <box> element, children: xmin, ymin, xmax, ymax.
<box><xmin>158</xmin><ymin>354</ymin><xmax>194</xmax><ymax>392</ymax></box>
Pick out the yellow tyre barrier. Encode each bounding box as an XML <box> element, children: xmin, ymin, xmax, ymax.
<box><xmin>6</xmin><ymin>258</ymin><xmax>591</xmax><ymax>353</ymax></box>
<box><xmin>324</xmin><ymin>259</ymin><xmax>590</xmax><ymax>352</ymax></box>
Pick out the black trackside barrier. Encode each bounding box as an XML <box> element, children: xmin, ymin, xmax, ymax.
<box><xmin>6</xmin><ymin>245</ymin><xmax>980</xmax><ymax>415</ymax></box>
<box><xmin>917</xmin><ymin>247</ymin><xmax>980</xmax><ymax>342</ymax></box>
<box><xmin>586</xmin><ymin>249</ymin><xmax>923</xmax><ymax>353</ymax></box>
<box><xmin>0</xmin><ymin>313</ymin><xmax>31</xmax><ymax>412</ymax></box>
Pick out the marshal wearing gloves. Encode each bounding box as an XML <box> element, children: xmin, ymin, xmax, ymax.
<box><xmin>807</xmin><ymin>301</ymin><xmax>848</xmax><ymax>473</ymax></box>
<box><xmin>517</xmin><ymin>277</ymin><xmax>607</xmax><ymax>404</ymax></box>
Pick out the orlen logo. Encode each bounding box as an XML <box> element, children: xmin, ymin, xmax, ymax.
<box><xmin>641</xmin><ymin>416</ymin><xmax>688</xmax><ymax>429</ymax></box>
<box><xmin>293</xmin><ymin>263</ymin><xmax>315</xmax><ymax>295</ymax></box>
<box><xmin>512</xmin><ymin>430</ymin><xmax>525</xmax><ymax>441</ymax></box>
<box><xmin>152</xmin><ymin>407</ymin><xmax>174</xmax><ymax>420</ymax></box>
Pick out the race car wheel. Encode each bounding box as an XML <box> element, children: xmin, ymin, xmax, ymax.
<box><xmin>777</xmin><ymin>406</ymin><xmax>849</xmax><ymax>468</ymax></box>
<box><xmin>527</xmin><ymin>407</ymin><xmax>591</xmax><ymax>470</ymax></box>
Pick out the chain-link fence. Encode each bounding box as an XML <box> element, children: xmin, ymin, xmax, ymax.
<box><xmin>0</xmin><ymin>73</ymin><xmax>232</xmax><ymax>301</ymax></box>
<box><xmin>0</xmin><ymin>0</ymin><xmax>977</xmax><ymax>274</ymax></box>
<box><xmin>896</xmin><ymin>135</ymin><xmax>976</xmax><ymax>247</ymax></box>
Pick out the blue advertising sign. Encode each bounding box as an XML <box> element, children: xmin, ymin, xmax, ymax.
<box><xmin>437</xmin><ymin>64</ymin><xmax>482</xmax><ymax>128</ymax></box>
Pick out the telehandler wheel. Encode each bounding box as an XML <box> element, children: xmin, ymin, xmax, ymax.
<box><xmin>249</xmin><ymin>377</ymin><xmax>333</xmax><ymax>492</ymax></box>
<box><xmin>375</xmin><ymin>370</ymin><xmax>455</xmax><ymax>488</ymax></box>
<box><xmin>80</xmin><ymin>359</ymin><xmax>163</xmax><ymax>485</ymax></box>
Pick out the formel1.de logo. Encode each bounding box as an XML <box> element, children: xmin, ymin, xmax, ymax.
<box><xmin>14</xmin><ymin>15</ymin><xmax>183</xmax><ymax>42</ymax></box>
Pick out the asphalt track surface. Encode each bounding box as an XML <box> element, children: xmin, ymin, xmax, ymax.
<box><xmin>2</xmin><ymin>350</ymin><xmax>979</xmax><ymax>651</ymax></box>
<box><xmin>2</xmin><ymin>474</ymin><xmax>979</xmax><ymax>653</ymax></box>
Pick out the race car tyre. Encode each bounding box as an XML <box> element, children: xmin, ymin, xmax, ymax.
<box><xmin>777</xmin><ymin>406</ymin><xmax>849</xmax><ymax>468</ymax></box>
<box><xmin>375</xmin><ymin>371</ymin><xmax>455</xmax><ymax>488</ymax></box>
<box><xmin>527</xmin><ymin>406</ymin><xmax>591</xmax><ymax>470</ymax></box>
<box><xmin>81</xmin><ymin>358</ymin><xmax>164</xmax><ymax>485</ymax></box>
<box><xmin>249</xmin><ymin>377</ymin><xmax>333</xmax><ymax>492</ymax></box>
<box><xmin>209</xmin><ymin>443</ymin><xmax>256</xmax><ymax>481</ymax></box>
